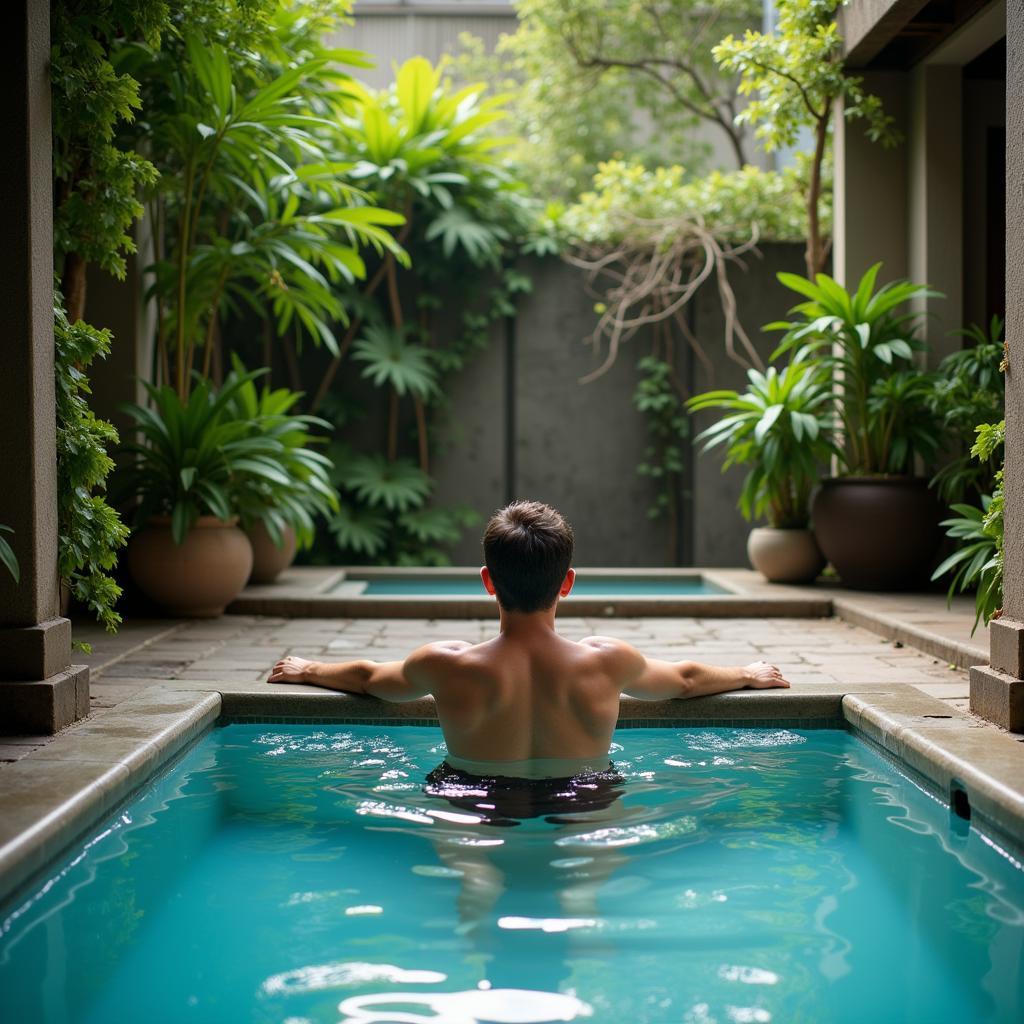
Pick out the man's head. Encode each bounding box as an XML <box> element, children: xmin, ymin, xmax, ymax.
<box><xmin>481</xmin><ymin>501</ymin><xmax>575</xmax><ymax>613</ymax></box>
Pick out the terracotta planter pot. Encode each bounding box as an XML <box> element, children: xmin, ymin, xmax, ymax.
<box><xmin>811</xmin><ymin>477</ymin><xmax>942</xmax><ymax>591</ymax></box>
<box><xmin>747</xmin><ymin>527</ymin><xmax>825</xmax><ymax>584</ymax></box>
<box><xmin>126</xmin><ymin>516</ymin><xmax>253</xmax><ymax>617</ymax></box>
<box><xmin>246</xmin><ymin>521</ymin><xmax>297</xmax><ymax>584</ymax></box>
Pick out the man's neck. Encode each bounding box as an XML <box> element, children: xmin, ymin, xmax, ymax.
<box><xmin>496</xmin><ymin>604</ymin><xmax>560</xmax><ymax>638</ymax></box>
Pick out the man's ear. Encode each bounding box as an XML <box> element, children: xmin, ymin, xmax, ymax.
<box><xmin>480</xmin><ymin>566</ymin><xmax>497</xmax><ymax>596</ymax></box>
<box><xmin>559</xmin><ymin>567</ymin><xmax>576</xmax><ymax>598</ymax></box>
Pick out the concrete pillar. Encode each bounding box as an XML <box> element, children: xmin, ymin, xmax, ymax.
<box><xmin>0</xmin><ymin>0</ymin><xmax>88</xmax><ymax>733</ymax></box>
<box><xmin>970</xmin><ymin>0</ymin><xmax>1023</xmax><ymax>730</ymax></box>
<box><xmin>833</xmin><ymin>72</ymin><xmax>910</xmax><ymax>290</ymax></box>
<box><xmin>908</xmin><ymin>65</ymin><xmax>964</xmax><ymax>364</ymax></box>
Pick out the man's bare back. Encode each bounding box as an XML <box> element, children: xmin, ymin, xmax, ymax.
<box><xmin>268</xmin><ymin>575</ymin><xmax>789</xmax><ymax>775</ymax></box>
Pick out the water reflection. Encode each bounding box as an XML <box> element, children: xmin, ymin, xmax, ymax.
<box><xmin>336</xmin><ymin>985</ymin><xmax>593</xmax><ymax>1024</ymax></box>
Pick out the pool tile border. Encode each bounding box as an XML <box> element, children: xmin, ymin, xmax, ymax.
<box><xmin>0</xmin><ymin>689</ymin><xmax>219</xmax><ymax>904</ymax></box>
<box><xmin>2</xmin><ymin>683</ymin><xmax>1023</xmax><ymax>907</ymax></box>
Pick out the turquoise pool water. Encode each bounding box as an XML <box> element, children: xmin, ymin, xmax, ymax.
<box><xmin>2</xmin><ymin>725</ymin><xmax>1022</xmax><ymax>1023</ymax></box>
<box><xmin>346</xmin><ymin>576</ymin><xmax>725</xmax><ymax>597</ymax></box>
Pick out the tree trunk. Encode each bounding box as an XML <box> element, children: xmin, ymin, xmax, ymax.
<box><xmin>61</xmin><ymin>252</ymin><xmax>87</xmax><ymax>323</ymax></box>
<box><xmin>805</xmin><ymin>115</ymin><xmax>830</xmax><ymax>278</ymax></box>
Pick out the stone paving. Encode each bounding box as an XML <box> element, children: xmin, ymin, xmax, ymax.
<box><xmin>0</xmin><ymin>612</ymin><xmax>971</xmax><ymax>765</ymax></box>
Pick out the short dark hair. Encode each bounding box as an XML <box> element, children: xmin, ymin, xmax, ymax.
<box><xmin>482</xmin><ymin>500</ymin><xmax>575</xmax><ymax>612</ymax></box>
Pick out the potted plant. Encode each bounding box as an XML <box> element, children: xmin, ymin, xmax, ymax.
<box><xmin>769</xmin><ymin>264</ymin><xmax>942</xmax><ymax>589</ymax></box>
<box><xmin>687</xmin><ymin>360</ymin><xmax>837</xmax><ymax>583</ymax></box>
<box><xmin>116</xmin><ymin>371</ymin><xmax>288</xmax><ymax>616</ymax></box>
<box><xmin>222</xmin><ymin>362</ymin><xmax>340</xmax><ymax>583</ymax></box>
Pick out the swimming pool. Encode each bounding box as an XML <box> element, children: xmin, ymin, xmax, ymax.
<box><xmin>332</xmin><ymin>573</ymin><xmax>728</xmax><ymax>597</ymax></box>
<box><xmin>2</xmin><ymin>724</ymin><xmax>1022</xmax><ymax>1023</ymax></box>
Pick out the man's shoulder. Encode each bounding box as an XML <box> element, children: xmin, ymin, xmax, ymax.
<box><xmin>403</xmin><ymin>640</ymin><xmax>478</xmax><ymax>681</ymax></box>
<box><xmin>577</xmin><ymin>635</ymin><xmax>644</xmax><ymax>669</ymax></box>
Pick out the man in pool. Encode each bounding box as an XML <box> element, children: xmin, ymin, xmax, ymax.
<box><xmin>268</xmin><ymin>499</ymin><xmax>790</xmax><ymax>785</ymax></box>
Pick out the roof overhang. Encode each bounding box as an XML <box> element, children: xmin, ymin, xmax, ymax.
<box><xmin>841</xmin><ymin>0</ymin><xmax>1004</xmax><ymax>69</ymax></box>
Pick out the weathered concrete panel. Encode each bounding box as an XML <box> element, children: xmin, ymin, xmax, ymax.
<box><xmin>512</xmin><ymin>259</ymin><xmax>667</xmax><ymax>567</ymax></box>
<box><xmin>431</xmin><ymin>317</ymin><xmax>508</xmax><ymax>564</ymax></box>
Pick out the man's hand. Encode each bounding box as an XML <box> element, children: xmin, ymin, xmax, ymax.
<box><xmin>269</xmin><ymin>655</ymin><xmax>317</xmax><ymax>684</ymax></box>
<box><xmin>743</xmin><ymin>661</ymin><xmax>790</xmax><ymax>689</ymax></box>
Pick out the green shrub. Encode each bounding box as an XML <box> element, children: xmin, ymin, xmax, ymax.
<box><xmin>55</xmin><ymin>300</ymin><xmax>130</xmax><ymax>634</ymax></box>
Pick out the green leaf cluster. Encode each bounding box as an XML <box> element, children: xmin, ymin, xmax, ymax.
<box><xmin>323</xmin><ymin>447</ymin><xmax>476</xmax><ymax>565</ymax></box>
<box><xmin>687</xmin><ymin>359</ymin><xmax>837</xmax><ymax>528</ymax></box>
<box><xmin>932</xmin><ymin>421</ymin><xmax>1004</xmax><ymax>632</ymax></box>
<box><xmin>633</xmin><ymin>357</ymin><xmax>689</xmax><ymax>559</ymax></box>
<box><xmin>55</xmin><ymin>298</ymin><xmax>130</xmax><ymax>633</ymax></box>
<box><xmin>769</xmin><ymin>263</ymin><xmax>939</xmax><ymax>475</ymax></box>
<box><xmin>554</xmin><ymin>158</ymin><xmax>828</xmax><ymax>246</ymax></box>
<box><xmin>928</xmin><ymin>317</ymin><xmax>1006</xmax><ymax>504</ymax></box>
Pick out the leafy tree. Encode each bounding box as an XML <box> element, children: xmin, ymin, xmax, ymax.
<box><xmin>457</xmin><ymin>0</ymin><xmax>759</xmax><ymax>198</ymax></box>
<box><xmin>713</xmin><ymin>0</ymin><xmax>898</xmax><ymax>276</ymax></box>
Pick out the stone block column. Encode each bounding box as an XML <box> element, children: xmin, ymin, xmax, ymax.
<box><xmin>969</xmin><ymin>0</ymin><xmax>1024</xmax><ymax>731</ymax></box>
<box><xmin>0</xmin><ymin>0</ymin><xmax>88</xmax><ymax>733</ymax></box>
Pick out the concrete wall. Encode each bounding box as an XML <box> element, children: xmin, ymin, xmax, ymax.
<box><xmin>430</xmin><ymin>247</ymin><xmax>806</xmax><ymax>567</ymax></box>
<box><xmin>335</xmin><ymin>7</ymin><xmax>517</xmax><ymax>89</ymax></box>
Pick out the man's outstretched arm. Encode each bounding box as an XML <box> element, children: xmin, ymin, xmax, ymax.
<box><xmin>267</xmin><ymin>642</ymin><xmax>469</xmax><ymax>703</ymax></box>
<box><xmin>626</xmin><ymin>657</ymin><xmax>790</xmax><ymax>700</ymax></box>
<box><xmin>582</xmin><ymin>638</ymin><xmax>790</xmax><ymax>700</ymax></box>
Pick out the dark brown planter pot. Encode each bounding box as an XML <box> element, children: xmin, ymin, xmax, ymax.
<box><xmin>811</xmin><ymin>477</ymin><xmax>943</xmax><ymax>591</ymax></box>
<box><xmin>246</xmin><ymin>521</ymin><xmax>297</xmax><ymax>584</ymax></box>
<box><xmin>126</xmin><ymin>516</ymin><xmax>253</xmax><ymax>617</ymax></box>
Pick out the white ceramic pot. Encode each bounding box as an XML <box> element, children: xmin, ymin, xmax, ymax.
<box><xmin>747</xmin><ymin>526</ymin><xmax>825</xmax><ymax>584</ymax></box>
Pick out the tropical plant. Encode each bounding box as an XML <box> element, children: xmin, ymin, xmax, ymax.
<box><xmin>0</xmin><ymin>527</ymin><xmax>18</xmax><ymax>583</ymax></box>
<box><xmin>929</xmin><ymin>316</ymin><xmax>1006</xmax><ymax>504</ymax></box>
<box><xmin>121</xmin><ymin>8</ymin><xmax>406</xmax><ymax>399</ymax></box>
<box><xmin>220</xmin><ymin>360</ymin><xmax>339</xmax><ymax>549</ymax></box>
<box><xmin>713</xmin><ymin>0</ymin><xmax>898</xmax><ymax>276</ymax></box>
<box><xmin>291</xmin><ymin>57</ymin><xmax>527</xmax><ymax>566</ymax></box>
<box><xmin>116</xmin><ymin>369</ymin><xmax>295</xmax><ymax>543</ymax></box>
<box><xmin>687</xmin><ymin>360</ymin><xmax>837</xmax><ymax>528</ymax></box>
<box><xmin>932</xmin><ymin>421</ymin><xmax>1005</xmax><ymax>632</ymax></box>
<box><xmin>55</xmin><ymin>299</ymin><xmax>130</xmax><ymax>634</ymax></box>
<box><xmin>769</xmin><ymin>263</ymin><xmax>940</xmax><ymax>475</ymax></box>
